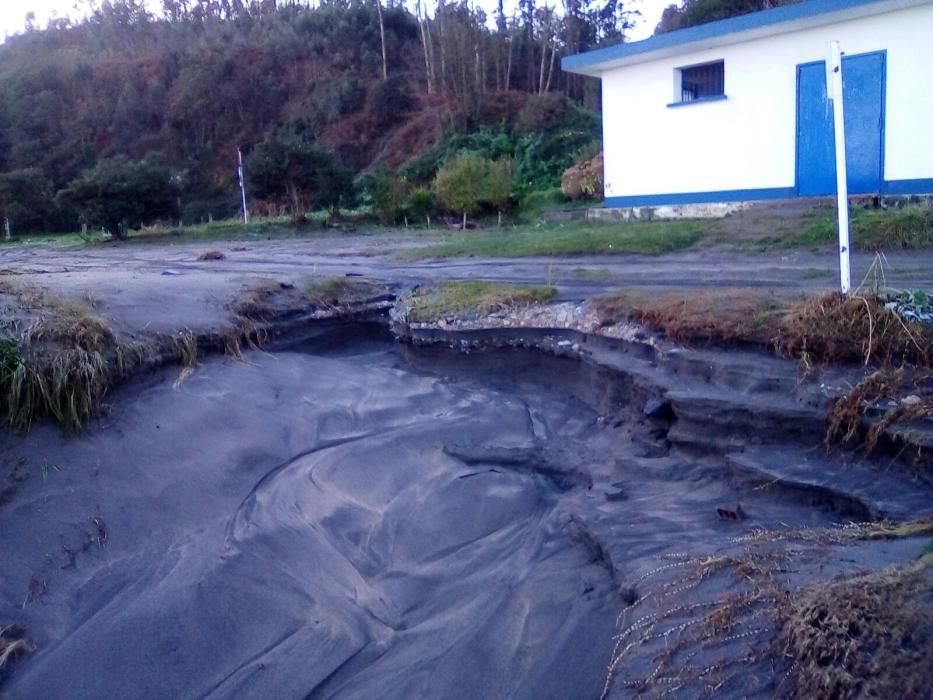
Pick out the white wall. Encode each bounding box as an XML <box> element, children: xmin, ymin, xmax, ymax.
<box><xmin>601</xmin><ymin>3</ymin><xmax>933</xmax><ymax>199</ymax></box>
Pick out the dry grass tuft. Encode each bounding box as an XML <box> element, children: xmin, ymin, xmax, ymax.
<box><xmin>776</xmin><ymin>292</ymin><xmax>932</xmax><ymax>367</ymax></box>
<box><xmin>234</xmin><ymin>280</ymin><xmax>286</xmax><ymax>321</ymax></box>
<box><xmin>603</xmin><ymin>549</ymin><xmax>787</xmax><ymax>698</ymax></box>
<box><xmin>0</xmin><ymin>283</ymin><xmax>167</xmax><ymax>431</ymax></box>
<box><xmin>170</xmin><ymin>330</ymin><xmax>198</xmax><ymax>368</ymax></box>
<box><xmin>1</xmin><ymin>296</ymin><xmax>120</xmax><ymax>431</ymax></box>
<box><xmin>826</xmin><ymin>368</ymin><xmax>933</xmax><ymax>452</ymax></box>
<box><xmin>25</xmin><ymin>311</ymin><xmax>115</xmax><ymax>354</ymax></box>
<box><xmin>733</xmin><ymin>518</ymin><xmax>933</xmax><ymax>547</ymax></box>
<box><xmin>778</xmin><ymin>555</ymin><xmax>933</xmax><ymax>699</ymax></box>
<box><xmin>196</xmin><ymin>250</ymin><xmax>226</xmax><ymax>261</ymax></box>
<box><xmin>603</xmin><ymin>528</ymin><xmax>933</xmax><ymax>698</ymax></box>
<box><xmin>0</xmin><ymin>624</ymin><xmax>34</xmax><ymax>676</ymax></box>
<box><xmin>220</xmin><ymin>316</ymin><xmax>266</xmax><ymax>359</ymax></box>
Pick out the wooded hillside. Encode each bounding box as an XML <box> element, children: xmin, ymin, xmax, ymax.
<box><xmin>0</xmin><ymin>0</ymin><xmax>634</xmax><ymax>232</ymax></box>
<box><xmin>0</xmin><ymin>0</ymin><xmax>779</xmax><ymax>234</ymax></box>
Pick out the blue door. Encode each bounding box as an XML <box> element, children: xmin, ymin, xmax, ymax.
<box><xmin>796</xmin><ymin>51</ymin><xmax>885</xmax><ymax>196</ymax></box>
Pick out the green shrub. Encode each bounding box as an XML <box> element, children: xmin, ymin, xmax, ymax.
<box><xmin>518</xmin><ymin>188</ymin><xmax>568</xmax><ymax>220</ymax></box>
<box><xmin>368</xmin><ymin>169</ymin><xmax>409</xmax><ymax>224</ymax></box>
<box><xmin>433</xmin><ymin>155</ymin><xmax>516</xmax><ymax>224</ymax></box>
<box><xmin>405</xmin><ymin>187</ymin><xmax>436</xmax><ymax>223</ymax></box>
<box><xmin>433</xmin><ymin>155</ymin><xmax>488</xmax><ymax>225</ymax></box>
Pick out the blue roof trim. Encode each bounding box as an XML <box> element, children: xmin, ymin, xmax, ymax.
<box><xmin>562</xmin><ymin>0</ymin><xmax>889</xmax><ymax>72</ymax></box>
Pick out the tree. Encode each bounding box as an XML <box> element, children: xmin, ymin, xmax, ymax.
<box><xmin>433</xmin><ymin>154</ymin><xmax>487</xmax><ymax>228</ymax></box>
<box><xmin>486</xmin><ymin>158</ymin><xmax>513</xmax><ymax>225</ymax></box>
<box><xmin>656</xmin><ymin>0</ymin><xmax>795</xmax><ymax>33</ymax></box>
<box><xmin>0</xmin><ymin>169</ymin><xmax>58</xmax><ymax>234</ymax></box>
<box><xmin>56</xmin><ymin>157</ymin><xmax>179</xmax><ymax>238</ymax></box>
<box><xmin>247</xmin><ymin>128</ymin><xmax>352</xmax><ymax>221</ymax></box>
<box><xmin>375</xmin><ymin>0</ymin><xmax>388</xmax><ymax>80</ymax></box>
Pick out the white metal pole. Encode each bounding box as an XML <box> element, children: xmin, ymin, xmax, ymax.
<box><xmin>238</xmin><ymin>147</ymin><xmax>250</xmax><ymax>225</ymax></box>
<box><xmin>829</xmin><ymin>41</ymin><xmax>851</xmax><ymax>294</ymax></box>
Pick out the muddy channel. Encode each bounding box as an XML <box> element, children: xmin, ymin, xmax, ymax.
<box><xmin>1</xmin><ymin>318</ymin><xmax>931</xmax><ymax>699</ymax></box>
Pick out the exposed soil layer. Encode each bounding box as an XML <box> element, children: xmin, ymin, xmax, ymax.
<box><xmin>2</xmin><ymin>318</ymin><xmax>931</xmax><ymax>698</ymax></box>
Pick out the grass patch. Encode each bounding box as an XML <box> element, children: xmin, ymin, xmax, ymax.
<box><xmin>0</xmin><ymin>212</ymin><xmax>414</xmax><ymax>250</ymax></box>
<box><xmin>233</xmin><ymin>280</ymin><xmax>289</xmax><ymax>321</ymax></box>
<box><xmin>236</xmin><ymin>277</ymin><xmax>389</xmax><ymax>322</ymax></box>
<box><xmin>304</xmin><ymin>277</ymin><xmax>384</xmax><ymax>306</ymax></box>
<box><xmin>408</xmin><ymin>220</ymin><xmax>708</xmax><ymax>259</ymax></box>
<box><xmin>593</xmin><ymin>289</ymin><xmax>796</xmax><ymax>346</ymax></box>
<box><xmin>516</xmin><ymin>187</ymin><xmax>572</xmax><ymax>221</ymax></box>
<box><xmin>596</xmin><ymin>289</ymin><xmax>932</xmax><ymax>366</ymax></box>
<box><xmin>572</xmin><ymin>267</ymin><xmax>615</xmax><ymax>281</ymax></box>
<box><xmin>755</xmin><ymin>206</ymin><xmax>933</xmax><ymax>251</ymax></box>
<box><xmin>407</xmin><ymin>281</ymin><xmax>557</xmax><ymax>322</ymax></box>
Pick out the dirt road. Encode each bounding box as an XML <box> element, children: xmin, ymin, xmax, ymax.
<box><xmin>1</xmin><ymin>232</ymin><xmax>930</xmax><ymax>333</ymax></box>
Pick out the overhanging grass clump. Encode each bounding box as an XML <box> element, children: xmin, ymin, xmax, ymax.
<box><xmin>236</xmin><ymin>277</ymin><xmax>389</xmax><ymax>322</ymax></box>
<box><xmin>593</xmin><ymin>289</ymin><xmax>933</xmax><ymax>454</ymax></box>
<box><xmin>595</xmin><ymin>289</ymin><xmax>932</xmax><ymax>367</ymax></box>
<box><xmin>0</xmin><ymin>302</ymin><xmax>121</xmax><ymax>432</ymax></box>
<box><xmin>0</xmin><ymin>283</ymin><xmax>205</xmax><ymax>432</ymax></box>
<box><xmin>407</xmin><ymin>281</ymin><xmax>557</xmax><ymax>322</ymax></box>
<box><xmin>304</xmin><ymin>277</ymin><xmax>383</xmax><ymax>307</ymax></box>
<box><xmin>408</xmin><ymin>220</ymin><xmax>708</xmax><ymax>259</ymax></box>
<box><xmin>778</xmin><ymin>555</ymin><xmax>933</xmax><ymax>699</ymax></box>
<box><xmin>776</xmin><ymin>291</ymin><xmax>932</xmax><ymax>367</ymax></box>
<box><xmin>825</xmin><ymin>368</ymin><xmax>932</xmax><ymax>453</ymax></box>
<box><xmin>593</xmin><ymin>290</ymin><xmax>794</xmax><ymax>346</ymax></box>
<box><xmin>0</xmin><ymin>624</ymin><xmax>34</xmax><ymax>678</ymax></box>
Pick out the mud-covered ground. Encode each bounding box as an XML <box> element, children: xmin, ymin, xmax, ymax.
<box><xmin>2</xmin><ymin>234</ymin><xmax>932</xmax><ymax>698</ymax></box>
<box><xmin>2</xmin><ymin>231</ymin><xmax>933</xmax><ymax>334</ymax></box>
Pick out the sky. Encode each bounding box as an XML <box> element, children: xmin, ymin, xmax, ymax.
<box><xmin>0</xmin><ymin>0</ymin><xmax>670</xmax><ymax>42</ymax></box>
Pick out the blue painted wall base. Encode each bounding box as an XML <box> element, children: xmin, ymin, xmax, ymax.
<box><xmin>604</xmin><ymin>179</ymin><xmax>933</xmax><ymax>208</ymax></box>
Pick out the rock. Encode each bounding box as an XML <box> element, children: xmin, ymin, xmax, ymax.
<box><xmin>901</xmin><ymin>395</ymin><xmax>923</xmax><ymax>407</ymax></box>
<box><xmin>643</xmin><ymin>398</ymin><xmax>673</xmax><ymax>419</ymax></box>
<box><xmin>605</xmin><ymin>487</ymin><xmax>627</xmax><ymax>502</ymax></box>
<box><xmin>619</xmin><ymin>586</ymin><xmax>638</xmax><ymax>606</ymax></box>
<box><xmin>716</xmin><ymin>503</ymin><xmax>746</xmax><ymax>521</ymax></box>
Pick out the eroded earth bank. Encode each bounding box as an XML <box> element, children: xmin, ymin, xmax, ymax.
<box><xmin>1</xmin><ymin>280</ymin><xmax>931</xmax><ymax>699</ymax></box>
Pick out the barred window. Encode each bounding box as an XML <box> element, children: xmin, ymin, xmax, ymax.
<box><xmin>677</xmin><ymin>61</ymin><xmax>725</xmax><ymax>103</ymax></box>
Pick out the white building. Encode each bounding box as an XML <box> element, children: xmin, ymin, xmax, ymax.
<box><xmin>562</xmin><ymin>0</ymin><xmax>933</xmax><ymax>208</ymax></box>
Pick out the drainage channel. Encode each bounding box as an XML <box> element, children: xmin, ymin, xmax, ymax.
<box><xmin>0</xmin><ymin>320</ymin><xmax>930</xmax><ymax>699</ymax></box>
